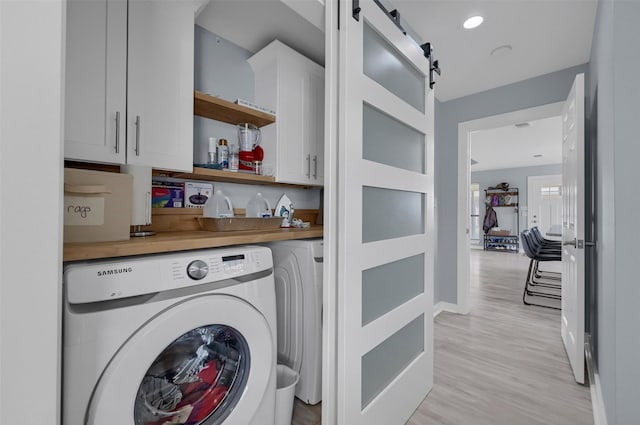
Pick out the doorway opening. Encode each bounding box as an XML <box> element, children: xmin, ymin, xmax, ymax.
<box><xmin>457</xmin><ymin>102</ymin><xmax>564</xmax><ymax>312</ymax></box>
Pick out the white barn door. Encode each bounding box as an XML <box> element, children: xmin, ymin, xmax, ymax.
<box><xmin>332</xmin><ymin>1</ymin><xmax>435</xmax><ymax>424</ymax></box>
<box><xmin>561</xmin><ymin>73</ymin><xmax>585</xmax><ymax>384</ymax></box>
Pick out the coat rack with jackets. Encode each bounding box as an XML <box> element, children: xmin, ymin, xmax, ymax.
<box><xmin>483</xmin><ymin>187</ymin><xmax>520</xmax><ymax>252</ymax></box>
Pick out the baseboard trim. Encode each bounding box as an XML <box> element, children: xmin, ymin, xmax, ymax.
<box><xmin>434</xmin><ymin>301</ymin><xmax>462</xmax><ymax>317</ymax></box>
<box><xmin>585</xmin><ymin>334</ymin><xmax>608</xmax><ymax>425</ymax></box>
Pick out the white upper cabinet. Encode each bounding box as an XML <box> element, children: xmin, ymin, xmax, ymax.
<box><xmin>65</xmin><ymin>0</ymin><xmax>127</xmax><ymax>165</ymax></box>
<box><xmin>248</xmin><ymin>40</ymin><xmax>324</xmax><ymax>186</ymax></box>
<box><xmin>65</xmin><ymin>0</ymin><xmax>195</xmax><ymax>172</ymax></box>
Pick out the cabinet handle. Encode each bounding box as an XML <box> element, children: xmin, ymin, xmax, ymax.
<box><xmin>306</xmin><ymin>154</ymin><xmax>311</xmax><ymax>178</ymax></box>
<box><xmin>115</xmin><ymin>111</ymin><xmax>121</xmax><ymax>154</ymax></box>
<box><xmin>313</xmin><ymin>155</ymin><xmax>318</xmax><ymax>179</ymax></box>
<box><xmin>145</xmin><ymin>191</ymin><xmax>151</xmax><ymax>225</ymax></box>
<box><xmin>135</xmin><ymin>115</ymin><xmax>141</xmax><ymax>156</ymax></box>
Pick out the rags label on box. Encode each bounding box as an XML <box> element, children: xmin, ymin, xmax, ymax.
<box><xmin>64</xmin><ymin>196</ymin><xmax>105</xmax><ymax>226</ymax></box>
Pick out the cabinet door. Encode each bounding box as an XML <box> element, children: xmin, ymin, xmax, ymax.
<box><xmin>276</xmin><ymin>63</ymin><xmax>312</xmax><ymax>185</ymax></box>
<box><xmin>65</xmin><ymin>0</ymin><xmax>126</xmax><ymax>164</ymax></box>
<box><xmin>250</xmin><ymin>41</ymin><xmax>325</xmax><ymax>186</ymax></box>
<box><xmin>277</xmin><ymin>60</ymin><xmax>325</xmax><ymax>186</ymax></box>
<box><xmin>126</xmin><ymin>0</ymin><xmax>194</xmax><ymax>172</ymax></box>
<box><xmin>307</xmin><ymin>67</ymin><xmax>324</xmax><ymax>185</ymax></box>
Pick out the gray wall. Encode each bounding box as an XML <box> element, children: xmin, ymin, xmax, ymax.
<box><xmin>194</xmin><ymin>25</ymin><xmax>254</xmax><ymax>164</ymax></box>
<box><xmin>193</xmin><ymin>25</ymin><xmax>321</xmax><ymax>211</ymax></box>
<box><xmin>471</xmin><ymin>164</ymin><xmax>562</xmax><ymax>237</ymax></box>
<box><xmin>435</xmin><ymin>63</ymin><xmax>588</xmax><ymax>304</ymax></box>
<box><xmin>589</xmin><ymin>0</ymin><xmax>640</xmax><ymax>423</ymax></box>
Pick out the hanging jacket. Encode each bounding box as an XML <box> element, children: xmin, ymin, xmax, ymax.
<box><xmin>483</xmin><ymin>206</ymin><xmax>498</xmax><ymax>234</ymax></box>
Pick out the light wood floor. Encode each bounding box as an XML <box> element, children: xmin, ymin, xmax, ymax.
<box><xmin>407</xmin><ymin>250</ymin><xmax>592</xmax><ymax>425</ymax></box>
<box><xmin>292</xmin><ymin>249</ymin><xmax>592</xmax><ymax>425</ymax></box>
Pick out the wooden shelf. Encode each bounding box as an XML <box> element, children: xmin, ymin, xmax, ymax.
<box><xmin>194</xmin><ymin>91</ymin><xmax>275</xmax><ymax>127</ymax></box>
<box><xmin>175</xmin><ymin>167</ymin><xmax>276</xmax><ymax>184</ymax></box>
<box><xmin>63</xmin><ymin>226</ymin><xmax>323</xmax><ymax>262</ymax></box>
<box><xmin>154</xmin><ymin>167</ymin><xmax>318</xmax><ymax>188</ymax></box>
<box><xmin>146</xmin><ymin>208</ymin><xmax>320</xmax><ymax>233</ymax></box>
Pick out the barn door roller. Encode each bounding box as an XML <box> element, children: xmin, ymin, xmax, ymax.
<box><xmin>421</xmin><ymin>42</ymin><xmax>441</xmax><ymax>89</ymax></box>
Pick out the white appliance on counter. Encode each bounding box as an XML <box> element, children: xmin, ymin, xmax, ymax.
<box><xmin>265</xmin><ymin>238</ymin><xmax>323</xmax><ymax>405</ymax></box>
<box><xmin>63</xmin><ymin>246</ymin><xmax>277</xmax><ymax>425</ymax></box>
<box><xmin>121</xmin><ymin>164</ymin><xmax>155</xmax><ymax>237</ymax></box>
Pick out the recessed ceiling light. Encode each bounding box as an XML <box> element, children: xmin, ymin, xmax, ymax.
<box><xmin>533</xmin><ymin>154</ymin><xmax>543</xmax><ymax>158</ymax></box>
<box><xmin>463</xmin><ymin>16</ymin><xmax>484</xmax><ymax>29</ymax></box>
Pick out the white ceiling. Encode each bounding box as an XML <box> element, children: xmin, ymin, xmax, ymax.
<box><xmin>196</xmin><ymin>0</ymin><xmax>325</xmax><ymax>66</ymax></box>
<box><xmin>470</xmin><ymin>115</ymin><xmax>562</xmax><ymax>172</ymax></box>
<box><xmin>395</xmin><ymin>0</ymin><xmax>597</xmax><ymax>101</ymax></box>
<box><xmin>197</xmin><ymin>0</ymin><xmax>597</xmax><ymax>102</ymax></box>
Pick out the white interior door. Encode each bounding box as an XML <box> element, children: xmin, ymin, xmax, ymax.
<box><xmin>332</xmin><ymin>1</ymin><xmax>434</xmax><ymax>424</ymax></box>
<box><xmin>561</xmin><ymin>73</ymin><xmax>585</xmax><ymax>384</ymax></box>
<box><xmin>528</xmin><ymin>174</ymin><xmax>563</xmax><ymax>236</ymax></box>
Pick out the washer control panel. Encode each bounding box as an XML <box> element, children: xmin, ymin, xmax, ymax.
<box><xmin>64</xmin><ymin>246</ymin><xmax>273</xmax><ymax>304</ymax></box>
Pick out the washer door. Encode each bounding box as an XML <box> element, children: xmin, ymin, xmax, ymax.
<box><xmin>87</xmin><ymin>295</ymin><xmax>274</xmax><ymax>425</ymax></box>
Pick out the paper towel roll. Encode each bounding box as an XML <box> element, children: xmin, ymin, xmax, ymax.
<box><xmin>120</xmin><ymin>165</ymin><xmax>152</xmax><ymax>226</ymax></box>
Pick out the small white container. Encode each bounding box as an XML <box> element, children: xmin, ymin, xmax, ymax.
<box><xmin>203</xmin><ymin>189</ymin><xmax>234</xmax><ymax>218</ymax></box>
<box><xmin>275</xmin><ymin>364</ymin><xmax>299</xmax><ymax>425</ymax></box>
<box><xmin>246</xmin><ymin>192</ymin><xmax>272</xmax><ymax>218</ymax></box>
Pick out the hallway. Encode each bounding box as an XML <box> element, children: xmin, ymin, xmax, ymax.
<box><xmin>408</xmin><ymin>249</ymin><xmax>593</xmax><ymax>425</ymax></box>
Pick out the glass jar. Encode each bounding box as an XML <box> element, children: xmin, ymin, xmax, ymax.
<box><xmin>229</xmin><ymin>144</ymin><xmax>239</xmax><ymax>172</ymax></box>
<box><xmin>217</xmin><ymin>139</ymin><xmax>229</xmax><ymax>169</ymax></box>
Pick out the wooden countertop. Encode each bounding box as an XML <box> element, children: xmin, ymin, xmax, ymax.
<box><xmin>63</xmin><ymin>226</ymin><xmax>323</xmax><ymax>262</ymax></box>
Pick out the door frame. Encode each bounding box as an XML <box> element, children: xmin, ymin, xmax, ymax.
<box><xmin>456</xmin><ymin>102</ymin><xmax>564</xmax><ymax>313</ymax></box>
<box><xmin>322</xmin><ymin>0</ymin><xmax>339</xmax><ymax>423</ymax></box>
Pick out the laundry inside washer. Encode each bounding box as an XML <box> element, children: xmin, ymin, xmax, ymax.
<box><xmin>134</xmin><ymin>324</ymin><xmax>249</xmax><ymax>425</ymax></box>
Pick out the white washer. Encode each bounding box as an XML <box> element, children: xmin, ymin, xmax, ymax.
<box><xmin>265</xmin><ymin>238</ymin><xmax>323</xmax><ymax>405</ymax></box>
<box><xmin>63</xmin><ymin>246</ymin><xmax>276</xmax><ymax>425</ymax></box>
